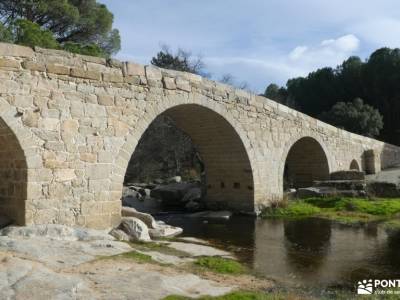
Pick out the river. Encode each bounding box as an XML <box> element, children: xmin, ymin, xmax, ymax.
<box><xmin>157</xmin><ymin>214</ymin><xmax>400</xmax><ymax>291</ymax></box>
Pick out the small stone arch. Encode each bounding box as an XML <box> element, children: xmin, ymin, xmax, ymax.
<box><xmin>281</xmin><ymin>136</ymin><xmax>330</xmax><ymax>189</ymax></box>
<box><xmin>114</xmin><ymin>97</ymin><xmax>257</xmax><ymax>212</ymax></box>
<box><xmin>350</xmin><ymin>159</ymin><xmax>360</xmax><ymax>171</ymax></box>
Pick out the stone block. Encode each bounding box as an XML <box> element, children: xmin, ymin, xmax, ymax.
<box><xmin>145</xmin><ymin>65</ymin><xmax>162</xmax><ymax>80</ymax></box>
<box><xmin>98</xmin><ymin>95</ymin><xmax>114</xmax><ymax>106</ymax></box>
<box><xmin>125</xmin><ymin>62</ymin><xmax>145</xmax><ymax>76</ymax></box>
<box><xmin>46</xmin><ymin>64</ymin><xmax>70</xmax><ymax>75</ymax></box>
<box><xmin>0</xmin><ymin>42</ymin><xmax>34</xmax><ymax>57</ymax></box>
<box><xmin>86</xmin><ymin>164</ymin><xmax>113</xmax><ymax>180</ymax></box>
<box><xmin>55</xmin><ymin>169</ymin><xmax>77</xmax><ymax>182</ymax></box>
<box><xmin>0</xmin><ymin>58</ymin><xmax>20</xmax><ymax>69</ymax></box>
<box><xmin>163</xmin><ymin>77</ymin><xmax>176</xmax><ymax>90</ymax></box>
<box><xmin>22</xmin><ymin>60</ymin><xmax>46</xmax><ymax>72</ymax></box>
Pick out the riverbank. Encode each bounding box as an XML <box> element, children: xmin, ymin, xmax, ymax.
<box><xmin>0</xmin><ymin>223</ymin><xmax>277</xmax><ymax>299</ymax></box>
<box><xmin>262</xmin><ymin>197</ymin><xmax>400</xmax><ymax>228</ymax></box>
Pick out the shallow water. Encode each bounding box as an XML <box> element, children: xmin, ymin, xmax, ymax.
<box><xmin>157</xmin><ymin>214</ymin><xmax>400</xmax><ymax>290</ymax></box>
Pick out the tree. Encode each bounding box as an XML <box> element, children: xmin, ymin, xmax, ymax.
<box><xmin>12</xmin><ymin>19</ymin><xmax>59</xmax><ymax>49</ymax></box>
<box><xmin>264</xmin><ymin>83</ymin><xmax>289</xmax><ymax>104</ymax></box>
<box><xmin>320</xmin><ymin>98</ymin><xmax>383</xmax><ymax>137</ymax></box>
<box><xmin>219</xmin><ymin>73</ymin><xmax>249</xmax><ymax>90</ymax></box>
<box><xmin>0</xmin><ymin>0</ymin><xmax>120</xmax><ymax>57</ymax></box>
<box><xmin>151</xmin><ymin>46</ymin><xmax>207</xmax><ymax>76</ymax></box>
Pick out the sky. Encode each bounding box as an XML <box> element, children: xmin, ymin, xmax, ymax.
<box><xmin>99</xmin><ymin>0</ymin><xmax>400</xmax><ymax>93</ymax></box>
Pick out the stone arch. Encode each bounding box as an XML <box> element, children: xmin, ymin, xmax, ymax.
<box><xmin>114</xmin><ymin>98</ymin><xmax>257</xmax><ymax>212</ymax></box>
<box><xmin>0</xmin><ymin>117</ymin><xmax>27</xmax><ymax>225</ymax></box>
<box><xmin>350</xmin><ymin>159</ymin><xmax>360</xmax><ymax>171</ymax></box>
<box><xmin>0</xmin><ymin>99</ymin><xmax>42</xmax><ymax>225</ymax></box>
<box><xmin>281</xmin><ymin>136</ymin><xmax>330</xmax><ymax>189</ymax></box>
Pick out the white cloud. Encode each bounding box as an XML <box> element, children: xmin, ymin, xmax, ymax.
<box><xmin>286</xmin><ymin>34</ymin><xmax>360</xmax><ymax>73</ymax></box>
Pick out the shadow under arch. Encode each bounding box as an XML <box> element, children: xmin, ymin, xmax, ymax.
<box><xmin>0</xmin><ymin>117</ymin><xmax>27</xmax><ymax>225</ymax></box>
<box><xmin>350</xmin><ymin>159</ymin><xmax>360</xmax><ymax>171</ymax></box>
<box><xmin>118</xmin><ymin>102</ymin><xmax>256</xmax><ymax>211</ymax></box>
<box><xmin>282</xmin><ymin>136</ymin><xmax>330</xmax><ymax>189</ymax></box>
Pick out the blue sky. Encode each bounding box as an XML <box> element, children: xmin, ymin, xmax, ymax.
<box><xmin>99</xmin><ymin>0</ymin><xmax>400</xmax><ymax>92</ymax></box>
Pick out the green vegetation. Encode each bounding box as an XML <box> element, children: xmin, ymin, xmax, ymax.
<box><xmin>263</xmin><ymin>202</ymin><xmax>320</xmax><ymax>218</ymax></box>
<box><xmin>163</xmin><ymin>291</ymin><xmax>287</xmax><ymax>300</ymax></box>
<box><xmin>119</xmin><ymin>251</ymin><xmax>153</xmax><ymax>263</ymax></box>
<box><xmin>262</xmin><ymin>197</ymin><xmax>400</xmax><ymax>224</ymax></box>
<box><xmin>128</xmin><ymin>241</ymin><xmax>191</xmax><ymax>257</ymax></box>
<box><xmin>320</xmin><ymin>98</ymin><xmax>383</xmax><ymax>137</ymax></box>
<box><xmin>194</xmin><ymin>257</ymin><xmax>246</xmax><ymax>275</ymax></box>
<box><xmin>0</xmin><ymin>0</ymin><xmax>120</xmax><ymax>57</ymax></box>
<box><xmin>383</xmin><ymin>219</ymin><xmax>400</xmax><ymax>233</ymax></box>
<box><xmin>98</xmin><ymin>250</ymin><xmax>154</xmax><ymax>264</ymax></box>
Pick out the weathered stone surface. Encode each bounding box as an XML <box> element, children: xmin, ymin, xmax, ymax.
<box><xmin>0</xmin><ymin>58</ymin><xmax>20</xmax><ymax>69</ymax></box>
<box><xmin>166</xmin><ymin>241</ymin><xmax>233</xmax><ymax>258</ymax></box>
<box><xmin>145</xmin><ymin>65</ymin><xmax>162</xmax><ymax>80</ymax></box>
<box><xmin>163</xmin><ymin>77</ymin><xmax>176</xmax><ymax>89</ymax></box>
<box><xmin>46</xmin><ymin>64</ymin><xmax>70</xmax><ymax>75</ymax></box>
<box><xmin>0</xmin><ymin>42</ymin><xmax>34</xmax><ymax>57</ymax></box>
<box><xmin>121</xmin><ymin>206</ymin><xmax>158</xmax><ymax>229</ymax></box>
<box><xmin>120</xmin><ymin>217</ymin><xmax>151</xmax><ymax>242</ymax></box>
<box><xmin>149</xmin><ymin>224</ymin><xmax>183</xmax><ymax>238</ymax></box>
<box><xmin>125</xmin><ymin>62</ymin><xmax>145</xmax><ymax>76</ymax></box>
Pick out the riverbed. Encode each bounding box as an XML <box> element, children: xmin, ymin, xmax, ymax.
<box><xmin>157</xmin><ymin>214</ymin><xmax>400</xmax><ymax>291</ymax></box>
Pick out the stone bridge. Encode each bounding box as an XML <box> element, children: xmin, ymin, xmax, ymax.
<box><xmin>1</xmin><ymin>42</ymin><xmax>399</xmax><ymax>229</ymax></box>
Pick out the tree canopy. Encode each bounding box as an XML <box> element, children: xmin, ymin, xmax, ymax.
<box><xmin>0</xmin><ymin>0</ymin><xmax>120</xmax><ymax>57</ymax></box>
<box><xmin>320</xmin><ymin>98</ymin><xmax>383</xmax><ymax>138</ymax></box>
<box><xmin>264</xmin><ymin>48</ymin><xmax>400</xmax><ymax>145</ymax></box>
<box><xmin>151</xmin><ymin>46</ymin><xmax>207</xmax><ymax>76</ymax></box>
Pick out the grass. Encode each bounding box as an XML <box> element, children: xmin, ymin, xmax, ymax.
<box><xmin>98</xmin><ymin>250</ymin><xmax>154</xmax><ymax>264</ymax></box>
<box><xmin>194</xmin><ymin>257</ymin><xmax>246</xmax><ymax>275</ymax></box>
<box><xmin>119</xmin><ymin>250</ymin><xmax>154</xmax><ymax>263</ymax></box>
<box><xmin>261</xmin><ymin>197</ymin><xmax>400</xmax><ymax>224</ymax></box>
<box><xmin>383</xmin><ymin>219</ymin><xmax>400</xmax><ymax>233</ymax></box>
<box><xmin>163</xmin><ymin>291</ymin><xmax>288</xmax><ymax>300</ymax></box>
<box><xmin>262</xmin><ymin>202</ymin><xmax>320</xmax><ymax>218</ymax></box>
<box><xmin>126</xmin><ymin>241</ymin><xmax>191</xmax><ymax>257</ymax></box>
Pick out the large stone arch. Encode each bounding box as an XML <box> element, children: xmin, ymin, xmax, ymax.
<box><xmin>279</xmin><ymin>136</ymin><xmax>331</xmax><ymax>190</ymax></box>
<box><xmin>113</xmin><ymin>95</ymin><xmax>257</xmax><ymax>211</ymax></box>
<box><xmin>0</xmin><ymin>99</ymin><xmax>42</xmax><ymax>225</ymax></box>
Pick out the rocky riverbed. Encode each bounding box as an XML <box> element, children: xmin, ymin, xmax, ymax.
<box><xmin>0</xmin><ymin>223</ymin><xmax>273</xmax><ymax>299</ymax></box>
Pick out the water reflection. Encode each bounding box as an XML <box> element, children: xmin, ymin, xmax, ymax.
<box><xmin>159</xmin><ymin>214</ymin><xmax>400</xmax><ymax>289</ymax></box>
<box><xmin>283</xmin><ymin>218</ymin><xmax>331</xmax><ymax>272</ymax></box>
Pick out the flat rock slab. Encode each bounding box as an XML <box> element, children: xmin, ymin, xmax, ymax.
<box><xmin>166</xmin><ymin>242</ymin><xmax>234</xmax><ymax>258</ymax></box>
<box><xmin>0</xmin><ymin>254</ymin><xmax>94</xmax><ymax>299</ymax></box>
<box><xmin>0</xmin><ymin>236</ymin><xmax>132</xmax><ymax>269</ymax></box>
<box><xmin>76</xmin><ymin>259</ymin><xmax>233</xmax><ymax>300</ymax></box>
<box><xmin>0</xmin><ymin>253</ymin><xmax>232</xmax><ymax>300</ymax></box>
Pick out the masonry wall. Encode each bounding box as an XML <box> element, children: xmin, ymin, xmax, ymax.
<box><xmin>0</xmin><ymin>42</ymin><xmax>399</xmax><ymax>228</ymax></box>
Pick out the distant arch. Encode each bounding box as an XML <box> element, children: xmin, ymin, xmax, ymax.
<box><xmin>350</xmin><ymin>159</ymin><xmax>360</xmax><ymax>171</ymax></box>
<box><xmin>282</xmin><ymin>137</ymin><xmax>330</xmax><ymax>189</ymax></box>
